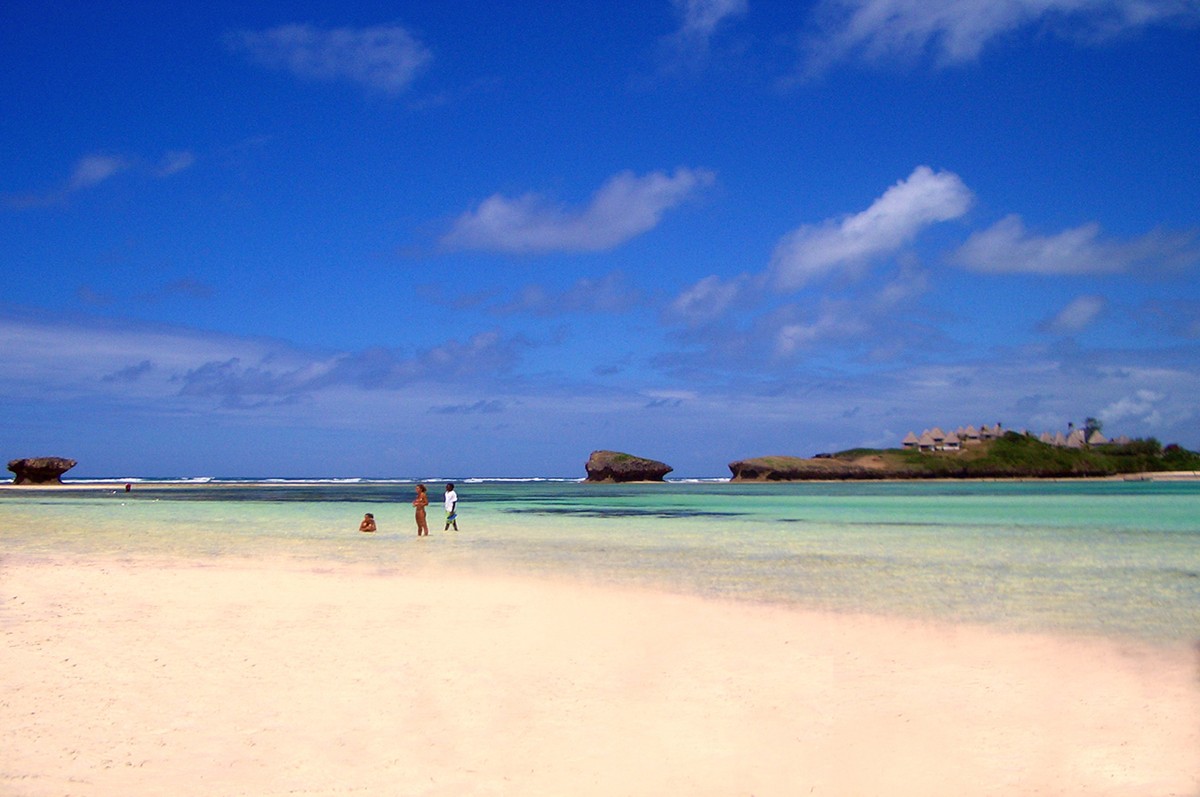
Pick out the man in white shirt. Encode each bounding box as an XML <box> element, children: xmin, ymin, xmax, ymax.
<box><xmin>443</xmin><ymin>483</ymin><xmax>459</xmax><ymax>530</ymax></box>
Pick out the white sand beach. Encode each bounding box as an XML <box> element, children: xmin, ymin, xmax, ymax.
<box><xmin>2</xmin><ymin>555</ymin><xmax>1197</xmax><ymax>797</ymax></box>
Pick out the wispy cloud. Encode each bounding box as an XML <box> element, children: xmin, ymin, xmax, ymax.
<box><xmin>228</xmin><ymin>23</ymin><xmax>431</xmax><ymax>93</ymax></box>
<box><xmin>314</xmin><ymin>332</ymin><xmax>531</xmax><ymax>391</ymax></box>
<box><xmin>1040</xmin><ymin>294</ymin><xmax>1107</xmax><ymax>334</ymax></box>
<box><xmin>665</xmin><ymin>261</ymin><xmax>933</xmax><ymax>371</ymax></box>
<box><xmin>773</xmin><ymin>300</ymin><xmax>872</xmax><ymax>356</ymax></box>
<box><xmin>771</xmin><ymin>264</ymin><xmax>929</xmax><ymax>355</ymax></box>
<box><xmin>1100</xmin><ymin>388</ymin><xmax>1165</xmax><ymax>427</ymax></box>
<box><xmin>953</xmin><ymin>215</ymin><xmax>1199</xmax><ymax>275</ymax></box>
<box><xmin>156</xmin><ymin>150</ymin><xmax>196</xmax><ymax>177</ymax></box>
<box><xmin>494</xmin><ymin>272</ymin><xmax>641</xmax><ymax>316</ymax></box>
<box><xmin>0</xmin><ymin>309</ymin><xmax>532</xmax><ymax>414</ymax></box>
<box><xmin>669</xmin><ymin>0</ymin><xmax>748</xmax><ymax>51</ymax></box>
<box><xmin>6</xmin><ymin>149</ymin><xmax>196</xmax><ymax>209</ymax></box>
<box><xmin>155</xmin><ymin>278</ymin><xmax>215</xmax><ymax>301</ymax></box>
<box><xmin>423</xmin><ymin>331</ymin><xmax>530</xmax><ymax>377</ymax></box>
<box><xmin>78</xmin><ymin>277</ymin><xmax>215</xmax><ymax>308</ymax></box>
<box><xmin>1140</xmin><ymin>299</ymin><xmax>1200</xmax><ymax>339</ymax></box>
<box><xmin>667</xmin><ymin>273</ymin><xmax>757</xmax><ymax>327</ymax></box>
<box><xmin>803</xmin><ymin>0</ymin><xmax>1200</xmax><ymax>74</ymax></box>
<box><xmin>5</xmin><ymin>154</ymin><xmax>130</xmax><ymax>208</ymax></box>
<box><xmin>429</xmin><ymin>399</ymin><xmax>505</xmax><ymax>415</ymax></box>
<box><xmin>769</xmin><ymin>165</ymin><xmax>972</xmax><ymax>290</ymax></box>
<box><xmin>68</xmin><ymin>155</ymin><xmax>129</xmax><ymax>191</ymax></box>
<box><xmin>441</xmin><ymin>168</ymin><xmax>715</xmax><ymax>253</ymax></box>
<box><xmin>175</xmin><ymin>357</ymin><xmax>314</xmax><ymax>408</ymax></box>
<box><xmin>102</xmin><ymin>360</ymin><xmax>154</xmax><ymax>384</ymax></box>
<box><xmin>668</xmin><ymin>167</ymin><xmax>958</xmax><ymax>338</ymax></box>
<box><xmin>0</xmin><ymin>312</ymin><xmax>298</xmax><ymax>401</ymax></box>
<box><xmin>77</xmin><ymin>286</ymin><xmax>114</xmax><ymax>307</ymax></box>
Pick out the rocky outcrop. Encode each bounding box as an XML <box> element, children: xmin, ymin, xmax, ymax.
<box><xmin>585</xmin><ymin>450</ymin><xmax>672</xmax><ymax>482</ymax></box>
<box><xmin>728</xmin><ymin>456</ymin><xmax>871</xmax><ymax>481</ymax></box>
<box><xmin>8</xmin><ymin>457</ymin><xmax>78</xmax><ymax>485</ymax></box>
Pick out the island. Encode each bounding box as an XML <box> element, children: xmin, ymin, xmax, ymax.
<box><xmin>729</xmin><ymin>432</ymin><xmax>1200</xmax><ymax>481</ymax></box>
<box><xmin>7</xmin><ymin>457</ymin><xmax>78</xmax><ymax>485</ymax></box>
<box><xmin>585</xmin><ymin>450</ymin><xmax>673</xmax><ymax>483</ymax></box>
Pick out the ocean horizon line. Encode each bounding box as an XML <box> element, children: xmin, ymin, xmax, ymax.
<box><xmin>54</xmin><ymin>475</ymin><xmax>734</xmax><ymax>485</ymax></box>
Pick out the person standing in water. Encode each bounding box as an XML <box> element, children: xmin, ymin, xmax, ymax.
<box><xmin>359</xmin><ymin>513</ymin><xmax>377</xmax><ymax>533</ymax></box>
<box><xmin>443</xmin><ymin>483</ymin><xmax>458</xmax><ymax>531</ymax></box>
<box><xmin>412</xmin><ymin>484</ymin><xmax>429</xmax><ymax>537</ymax></box>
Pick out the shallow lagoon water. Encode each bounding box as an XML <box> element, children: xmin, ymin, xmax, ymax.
<box><xmin>3</xmin><ymin>479</ymin><xmax>1198</xmax><ymax>644</ymax></box>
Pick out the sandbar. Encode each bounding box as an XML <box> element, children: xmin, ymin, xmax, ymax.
<box><xmin>2</xmin><ymin>554</ymin><xmax>1197</xmax><ymax>796</ymax></box>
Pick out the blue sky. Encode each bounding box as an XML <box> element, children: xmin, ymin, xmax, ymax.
<box><xmin>3</xmin><ymin>1</ymin><xmax>1199</xmax><ymax>478</ymax></box>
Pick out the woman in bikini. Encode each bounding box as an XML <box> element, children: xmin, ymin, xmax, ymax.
<box><xmin>412</xmin><ymin>484</ymin><xmax>430</xmax><ymax>536</ymax></box>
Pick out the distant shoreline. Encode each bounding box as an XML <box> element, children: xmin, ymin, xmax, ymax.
<box><xmin>3</xmin><ymin>471</ymin><xmax>1198</xmax><ymax>490</ymax></box>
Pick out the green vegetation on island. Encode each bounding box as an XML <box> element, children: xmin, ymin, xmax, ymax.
<box><xmin>729</xmin><ymin>433</ymin><xmax>1200</xmax><ymax>481</ymax></box>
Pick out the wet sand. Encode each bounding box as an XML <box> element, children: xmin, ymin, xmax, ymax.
<box><xmin>2</xmin><ymin>555</ymin><xmax>1197</xmax><ymax>796</ymax></box>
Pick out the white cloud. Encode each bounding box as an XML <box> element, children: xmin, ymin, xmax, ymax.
<box><xmin>953</xmin><ymin>214</ymin><xmax>1199</xmax><ymax>275</ymax></box>
<box><xmin>1100</xmin><ymin>388</ymin><xmax>1165</xmax><ymax>426</ymax></box>
<box><xmin>7</xmin><ymin>150</ymin><xmax>199</xmax><ymax>208</ymax></box>
<box><xmin>805</xmin><ymin>0</ymin><xmax>1200</xmax><ymax>72</ymax></box>
<box><xmin>667</xmin><ymin>171</ymin><xmax>945</xmax><ymax>333</ymax></box>
<box><xmin>769</xmin><ymin>165</ymin><xmax>972</xmax><ymax>290</ymax></box>
<box><xmin>771</xmin><ymin>265</ymin><xmax>929</xmax><ymax>355</ymax></box>
<box><xmin>671</xmin><ymin>0</ymin><xmax>748</xmax><ymax>45</ymax></box>
<box><xmin>5</xmin><ymin>154</ymin><xmax>131</xmax><ymax>208</ymax></box>
<box><xmin>872</xmin><ymin>261</ymin><xmax>929</xmax><ymax>306</ymax></box>
<box><xmin>1043</xmin><ymin>294</ymin><xmax>1107</xmax><ymax>333</ymax></box>
<box><xmin>157</xmin><ymin>150</ymin><xmax>196</xmax><ymax>177</ymax></box>
<box><xmin>228</xmin><ymin>23</ymin><xmax>431</xmax><ymax>93</ymax></box>
<box><xmin>68</xmin><ymin>155</ymin><xmax>130</xmax><ymax>191</ymax></box>
<box><xmin>497</xmin><ymin>272</ymin><xmax>641</xmax><ymax>316</ymax></box>
<box><xmin>668</xmin><ymin>274</ymin><xmax>755</xmax><ymax>327</ymax></box>
<box><xmin>441</xmin><ymin>168</ymin><xmax>716</xmax><ymax>253</ymax></box>
<box><xmin>774</xmin><ymin>301</ymin><xmax>870</xmax><ymax>355</ymax></box>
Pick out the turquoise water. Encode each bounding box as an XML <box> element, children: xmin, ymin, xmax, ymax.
<box><xmin>2</xmin><ymin>479</ymin><xmax>1198</xmax><ymax>644</ymax></box>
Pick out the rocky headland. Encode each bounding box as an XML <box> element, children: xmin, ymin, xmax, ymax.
<box><xmin>728</xmin><ymin>456</ymin><xmax>876</xmax><ymax>481</ymax></box>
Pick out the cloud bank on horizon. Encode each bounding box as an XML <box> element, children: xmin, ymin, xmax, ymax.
<box><xmin>1</xmin><ymin>1</ymin><xmax>1198</xmax><ymax>476</ymax></box>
